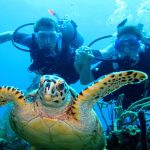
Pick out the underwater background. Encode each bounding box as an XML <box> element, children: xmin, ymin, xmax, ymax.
<box><xmin>0</xmin><ymin>0</ymin><xmax>150</xmax><ymax>149</ymax></box>
<box><xmin>1</xmin><ymin>0</ymin><xmax>149</xmax><ymax>90</ymax></box>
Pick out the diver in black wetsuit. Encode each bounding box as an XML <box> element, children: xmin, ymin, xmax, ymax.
<box><xmin>75</xmin><ymin>23</ymin><xmax>150</xmax><ymax>109</ymax></box>
<box><xmin>0</xmin><ymin>17</ymin><xmax>85</xmax><ymax>86</ymax></box>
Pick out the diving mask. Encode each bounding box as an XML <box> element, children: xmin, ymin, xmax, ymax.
<box><xmin>35</xmin><ymin>31</ymin><xmax>59</xmax><ymax>44</ymax></box>
<box><xmin>114</xmin><ymin>38</ymin><xmax>140</xmax><ymax>52</ymax></box>
<box><xmin>114</xmin><ymin>38</ymin><xmax>142</xmax><ymax>65</ymax></box>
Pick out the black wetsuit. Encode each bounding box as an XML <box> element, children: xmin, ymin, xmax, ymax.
<box><xmin>14</xmin><ymin>33</ymin><xmax>80</xmax><ymax>84</ymax></box>
<box><xmin>92</xmin><ymin>45</ymin><xmax>150</xmax><ymax>109</ymax></box>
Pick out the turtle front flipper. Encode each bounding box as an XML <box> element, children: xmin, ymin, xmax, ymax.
<box><xmin>0</xmin><ymin>86</ymin><xmax>26</xmax><ymax>107</ymax></box>
<box><xmin>71</xmin><ymin>70</ymin><xmax>147</xmax><ymax>120</ymax></box>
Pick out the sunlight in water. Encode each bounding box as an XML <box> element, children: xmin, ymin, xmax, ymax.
<box><xmin>137</xmin><ymin>0</ymin><xmax>150</xmax><ymax>33</ymax></box>
<box><xmin>107</xmin><ymin>0</ymin><xmax>129</xmax><ymax>25</ymax></box>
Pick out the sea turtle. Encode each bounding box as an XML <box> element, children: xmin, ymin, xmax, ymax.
<box><xmin>0</xmin><ymin>70</ymin><xmax>147</xmax><ymax>150</ymax></box>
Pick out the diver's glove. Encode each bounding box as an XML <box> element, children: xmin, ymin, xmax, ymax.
<box><xmin>74</xmin><ymin>46</ymin><xmax>94</xmax><ymax>73</ymax></box>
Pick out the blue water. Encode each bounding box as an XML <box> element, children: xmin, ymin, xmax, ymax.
<box><xmin>0</xmin><ymin>0</ymin><xmax>149</xmax><ymax>130</ymax></box>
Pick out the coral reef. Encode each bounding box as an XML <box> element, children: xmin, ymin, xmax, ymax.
<box><xmin>0</xmin><ymin>105</ymin><xmax>30</xmax><ymax>150</ymax></box>
<box><xmin>102</xmin><ymin>95</ymin><xmax>150</xmax><ymax>150</ymax></box>
<box><xmin>106</xmin><ymin>125</ymin><xmax>141</xmax><ymax>150</ymax></box>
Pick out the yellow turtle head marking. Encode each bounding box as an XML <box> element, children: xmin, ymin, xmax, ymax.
<box><xmin>38</xmin><ymin>75</ymin><xmax>70</xmax><ymax>107</ymax></box>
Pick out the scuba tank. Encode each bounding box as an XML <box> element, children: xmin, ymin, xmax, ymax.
<box><xmin>60</xmin><ymin>19</ymin><xmax>84</xmax><ymax>48</ymax></box>
<box><xmin>48</xmin><ymin>9</ymin><xmax>84</xmax><ymax>49</ymax></box>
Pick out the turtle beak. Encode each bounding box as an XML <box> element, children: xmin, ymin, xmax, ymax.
<box><xmin>44</xmin><ymin>81</ymin><xmax>57</xmax><ymax>97</ymax></box>
<box><xmin>45</xmin><ymin>82</ymin><xmax>51</xmax><ymax>94</ymax></box>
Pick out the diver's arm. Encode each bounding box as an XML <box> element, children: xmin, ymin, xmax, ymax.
<box><xmin>77</xmin><ymin>44</ymin><xmax>114</xmax><ymax>84</ymax></box>
<box><xmin>0</xmin><ymin>31</ymin><xmax>14</xmax><ymax>44</ymax></box>
<box><xmin>77</xmin><ymin>63</ymin><xmax>94</xmax><ymax>85</ymax></box>
<box><xmin>74</xmin><ymin>46</ymin><xmax>95</xmax><ymax>85</ymax></box>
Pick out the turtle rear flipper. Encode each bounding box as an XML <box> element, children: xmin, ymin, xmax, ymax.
<box><xmin>71</xmin><ymin>70</ymin><xmax>147</xmax><ymax>120</ymax></box>
<box><xmin>0</xmin><ymin>86</ymin><xmax>26</xmax><ymax>107</ymax></box>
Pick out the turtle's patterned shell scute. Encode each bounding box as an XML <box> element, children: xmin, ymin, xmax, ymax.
<box><xmin>10</xmin><ymin>103</ymin><xmax>104</xmax><ymax>150</ymax></box>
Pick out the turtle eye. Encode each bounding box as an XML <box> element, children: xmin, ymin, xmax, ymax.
<box><xmin>56</xmin><ymin>82</ymin><xmax>65</xmax><ymax>91</ymax></box>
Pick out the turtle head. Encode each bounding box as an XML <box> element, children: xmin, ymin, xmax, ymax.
<box><xmin>38</xmin><ymin>75</ymin><xmax>70</xmax><ymax>107</ymax></box>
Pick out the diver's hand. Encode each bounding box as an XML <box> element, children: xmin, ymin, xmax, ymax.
<box><xmin>74</xmin><ymin>46</ymin><xmax>94</xmax><ymax>73</ymax></box>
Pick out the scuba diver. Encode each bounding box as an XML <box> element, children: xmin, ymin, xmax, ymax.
<box><xmin>0</xmin><ymin>16</ymin><xmax>88</xmax><ymax>89</ymax></box>
<box><xmin>75</xmin><ymin>22</ymin><xmax>150</xmax><ymax>109</ymax></box>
